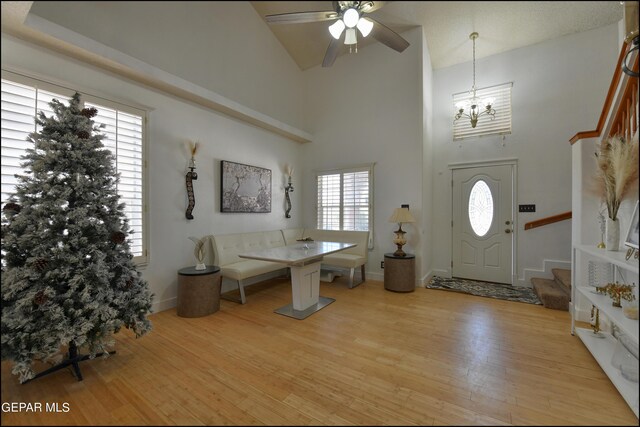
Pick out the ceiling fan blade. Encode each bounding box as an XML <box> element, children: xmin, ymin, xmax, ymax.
<box><xmin>322</xmin><ymin>38</ymin><xmax>341</xmax><ymax>68</ymax></box>
<box><xmin>266</xmin><ymin>10</ymin><xmax>338</xmax><ymax>24</ymax></box>
<box><xmin>367</xmin><ymin>17</ymin><xmax>410</xmax><ymax>52</ymax></box>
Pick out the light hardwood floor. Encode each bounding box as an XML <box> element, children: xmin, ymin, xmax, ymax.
<box><xmin>1</xmin><ymin>277</ymin><xmax>637</xmax><ymax>426</ymax></box>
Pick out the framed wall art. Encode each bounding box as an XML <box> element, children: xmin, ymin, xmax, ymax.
<box><xmin>221</xmin><ymin>160</ymin><xmax>271</xmax><ymax>213</ymax></box>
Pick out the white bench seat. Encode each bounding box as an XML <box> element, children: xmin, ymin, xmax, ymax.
<box><xmin>208</xmin><ymin>228</ymin><xmax>369</xmax><ymax>304</ymax></box>
<box><xmin>209</xmin><ymin>230</ymin><xmax>287</xmax><ymax>304</ymax></box>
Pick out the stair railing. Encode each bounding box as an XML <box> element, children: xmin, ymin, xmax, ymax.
<box><xmin>570</xmin><ymin>41</ymin><xmax>639</xmax><ymax>144</ymax></box>
<box><xmin>524</xmin><ymin>211</ymin><xmax>572</xmax><ymax>231</ymax></box>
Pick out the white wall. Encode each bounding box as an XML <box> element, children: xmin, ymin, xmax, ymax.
<box><xmin>421</xmin><ymin>28</ymin><xmax>434</xmax><ymax>284</ymax></box>
<box><xmin>1</xmin><ymin>34</ymin><xmax>304</xmax><ymax>312</ymax></box>
<box><xmin>301</xmin><ymin>28</ymin><xmax>426</xmax><ymax>282</ymax></box>
<box><xmin>29</xmin><ymin>1</ymin><xmax>306</xmax><ymax>130</ymax></box>
<box><xmin>431</xmin><ymin>23</ymin><xmax>620</xmax><ymax>285</ymax></box>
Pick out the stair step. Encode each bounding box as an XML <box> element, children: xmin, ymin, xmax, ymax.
<box><xmin>552</xmin><ymin>268</ymin><xmax>572</xmax><ymax>294</ymax></box>
<box><xmin>531</xmin><ymin>277</ymin><xmax>569</xmax><ymax>311</ymax></box>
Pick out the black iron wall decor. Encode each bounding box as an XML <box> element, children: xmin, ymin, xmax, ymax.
<box><xmin>185</xmin><ymin>142</ymin><xmax>200</xmax><ymax>220</ymax></box>
<box><xmin>221</xmin><ymin>160</ymin><xmax>271</xmax><ymax>213</ymax></box>
<box><xmin>284</xmin><ymin>166</ymin><xmax>294</xmax><ymax>218</ymax></box>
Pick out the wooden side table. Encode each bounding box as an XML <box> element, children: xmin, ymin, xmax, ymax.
<box><xmin>384</xmin><ymin>253</ymin><xmax>416</xmax><ymax>292</ymax></box>
<box><xmin>177</xmin><ymin>265</ymin><xmax>221</xmax><ymax>317</ymax></box>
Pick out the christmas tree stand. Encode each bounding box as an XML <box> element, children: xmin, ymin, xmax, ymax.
<box><xmin>22</xmin><ymin>342</ymin><xmax>115</xmax><ymax>384</ymax></box>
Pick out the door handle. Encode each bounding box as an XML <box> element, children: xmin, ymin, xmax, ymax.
<box><xmin>505</xmin><ymin>229</ymin><xmax>512</xmax><ymax>234</ymax></box>
<box><xmin>505</xmin><ymin>220</ymin><xmax>512</xmax><ymax>225</ymax></box>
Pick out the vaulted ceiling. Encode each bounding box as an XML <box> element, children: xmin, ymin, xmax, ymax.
<box><xmin>251</xmin><ymin>1</ymin><xmax>623</xmax><ymax>70</ymax></box>
<box><xmin>1</xmin><ymin>1</ymin><xmax>624</xmax><ymax>73</ymax></box>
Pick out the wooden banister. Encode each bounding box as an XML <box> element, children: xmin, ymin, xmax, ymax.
<box><xmin>608</xmin><ymin>54</ymin><xmax>639</xmax><ymax>140</ymax></box>
<box><xmin>524</xmin><ymin>211</ymin><xmax>572</xmax><ymax>230</ymax></box>
<box><xmin>569</xmin><ymin>41</ymin><xmax>630</xmax><ymax>144</ymax></box>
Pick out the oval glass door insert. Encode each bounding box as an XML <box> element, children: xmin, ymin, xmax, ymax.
<box><xmin>468</xmin><ymin>180</ymin><xmax>494</xmax><ymax>237</ymax></box>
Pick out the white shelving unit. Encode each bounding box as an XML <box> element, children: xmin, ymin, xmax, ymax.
<box><xmin>571</xmin><ymin>244</ymin><xmax>639</xmax><ymax>418</ymax></box>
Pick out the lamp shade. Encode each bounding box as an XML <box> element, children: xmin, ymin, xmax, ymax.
<box><xmin>388</xmin><ymin>207</ymin><xmax>415</xmax><ymax>224</ymax></box>
<box><xmin>329</xmin><ymin>19</ymin><xmax>345</xmax><ymax>39</ymax></box>
<box><xmin>357</xmin><ymin>17</ymin><xmax>373</xmax><ymax>37</ymax></box>
<box><xmin>343</xmin><ymin>8</ymin><xmax>359</xmax><ymax>28</ymax></box>
<box><xmin>344</xmin><ymin>28</ymin><xmax>357</xmax><ymax>45</ymax></box>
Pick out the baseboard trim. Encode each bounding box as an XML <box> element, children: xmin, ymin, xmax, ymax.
<box><xmin>367</xmin><ymin>271</ymin><xmax>383</xmax><ymax>282</ymax></box>
<box><xmin>152</xmin><ymin>297</ymin><xmax>177</xmax><ymax>313</ymax></box>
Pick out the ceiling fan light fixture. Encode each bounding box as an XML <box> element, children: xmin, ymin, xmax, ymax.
<box><xmin>343</xmin><ymin>8</ymin><xmax>360</xmax><ymax>28</ymax></box>
<box><xmin>356</xmin><ymin>17</ymin><xmax>373</xmax><ymax>37</ymax></box>
<box><xmin>344</xmin><ymin>28</ymin><xmax>357</xmax><ymax>45</ymax></box>
<box><xmin>329</xmin><ymin>19</ymin><xmax>346</xmax><ymax>39</ymax></box>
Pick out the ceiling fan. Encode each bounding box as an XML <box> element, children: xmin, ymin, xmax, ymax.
<box><xmin>265</xmin><ymin>1</ymin><xmax>410</xmax><ymax>67</ymax></box>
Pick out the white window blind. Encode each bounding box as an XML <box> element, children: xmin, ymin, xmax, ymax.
<box><xmin>452</xmin><ymin>82</ymin><xmax>512</xmax><ymax>140</ymax></box>
<box><xmin>1</xmin><ymin>75</ymin><xmax>147</xmax><ymax>262</ymax></box>
<box><xmin>87</xmin><ymin>102</ymin><xmax>145</xmax><ymax>258</ymax></box>
<box><xmin>317</xmin><ymin>165</ymin><xmax>374</xmax><ymax>247</ymax></box>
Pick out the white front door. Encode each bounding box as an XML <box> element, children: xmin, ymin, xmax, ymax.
<box><xmin>452</xmin><ymin>164</ymin><xmax>514</xmax><ymax>284</ymax></box>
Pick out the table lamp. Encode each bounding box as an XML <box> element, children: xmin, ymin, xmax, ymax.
<box><xmin>388</xmin><ymin>207</ymin><xmax>415</xmax><ymax>257</ymax></box>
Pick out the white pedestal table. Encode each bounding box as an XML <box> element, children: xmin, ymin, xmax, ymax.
<box><xmin>239</xmin><ymin>241</ymin><xmax>356</xmax><ymax>319</ymax></box>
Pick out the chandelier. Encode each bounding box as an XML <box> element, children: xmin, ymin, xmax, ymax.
<box><xmin>454</xmin><ymin>32</ymin><xmax>496</xmax><ymax>128</ymax></box>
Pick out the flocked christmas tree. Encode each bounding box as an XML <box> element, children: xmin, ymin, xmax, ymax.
<box><xmin>1</xmin><ymin>92</ymin><xmax>153</xmax><ymax>383</ymax></box>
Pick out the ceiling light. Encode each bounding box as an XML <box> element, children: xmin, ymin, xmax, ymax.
<box><xmin>344</xmin><ymin>28</ymin><xmax>357</xmax><ymax>45</ymax></box>
<box><xmin>343</xmin><ymin>8</ymin><xmax>359</xmax><ymax>28</ymax></box>
<box><xmin>357</xmin><ymin>17</ymin><xmax>373</xmax><ymax>37</ymax></box>
<box><xmin>454</xmin><ymin>32</ymin><xmax>496</xmax><ymax>128</ymax></box>
<box><xmin>329</xmin><ymin>19</ymin><xmax>345</xmax><ymax>39</ymax></box>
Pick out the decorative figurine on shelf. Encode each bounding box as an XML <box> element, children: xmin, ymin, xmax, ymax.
<box><xmin>595</xmin><ymin>282</ymin><xmax>636</xmax><ymax>307</ymax></box>
<box><xmin>590</xmin><ymin>305</ymin><xmax>603</xmax><ymax>336</ymax></box>
<box><xmin>284</xmin><ymin>165</ymin><xmax>294</xmax><ymax>218</ymax></box>
<box><xmin>188</xmin><ymin>236</ymin><xmax>207</xmax><ymax>270</ymax></box>
<box><xmin>185</xmin><ymin>141</ymin><xmax>200</xmax><ymax>220</ymax></box>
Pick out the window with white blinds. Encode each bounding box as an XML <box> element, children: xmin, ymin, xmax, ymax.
<box><xmin>1</xmin><ymin>74</ymin><xmax>148</xmax><ymax>263</ymax></box>
<box><xmin>452</xmin><ymin>82</ymin><xmax>512</xmax><ymax>141</ymax></box>
<box><xmin>316</xmin><ymin>165</ymin><xmax>373</xmax><ymax>244</ymax></box>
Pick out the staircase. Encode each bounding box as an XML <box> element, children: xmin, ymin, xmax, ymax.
<box><xmin>531</xmin><ymin>268</ymin><xmax>571</xmax><ymax>310</ymax></box>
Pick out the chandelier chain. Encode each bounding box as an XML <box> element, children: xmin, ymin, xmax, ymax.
<box><xmin>472</xmin><ymin>35</ymin><xmax>476</xmax><ymax>92</ymax></box>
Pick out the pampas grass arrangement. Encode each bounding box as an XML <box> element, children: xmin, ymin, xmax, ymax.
<box><xmin>594</xmin><ymin>134</ymin><xmax>639</xmax><ymax>220</ymax></box>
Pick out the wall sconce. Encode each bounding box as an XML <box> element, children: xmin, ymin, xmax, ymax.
<box><xmin>185</xmin><ymin>141</ymin><xmax>199</xmax><ymax>220</ymax></box>
<box><xmin>285</xmin><ymin>166</ymin><xmax>294</xmax><ymax>218</ymax></box>
<box><xmin>388</xmin><ymin>206</ymin><xmax>415</xmax><ymax>257</ymax></box>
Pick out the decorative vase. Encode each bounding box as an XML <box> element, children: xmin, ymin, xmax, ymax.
<box><xmin>605</xmin><ymin>217</ymin><xmax>619</xmax><ymax>251</ymax></box>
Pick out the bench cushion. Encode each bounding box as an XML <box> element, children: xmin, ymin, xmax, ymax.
<box><xmin>322</xmin><ymin>253</ymin><xmax>366</xmax><ymax>269</ymax></box>
<box><xmin>281</xmin><ymin>228</ymin><xmax>304</xmax><ymax>245</ymax></box>
<box><xmin>213</xmin><ymin>230</ymin><xmax>285</xmax><ymax>267</ymax></box>
<box><xmin>221</xmin><ymin>259</ymin><xmax>285</xmax><ymax>281</ymax></box>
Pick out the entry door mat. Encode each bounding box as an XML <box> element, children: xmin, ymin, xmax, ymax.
<box><xmin>427</xmin><ymin>276</ymin><xmax>542</xmax><ymax>305</ymax></box>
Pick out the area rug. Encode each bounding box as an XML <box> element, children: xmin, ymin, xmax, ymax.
<box><xmin>427</xmin><ymin>276</ymin><xmax>542</xmax><ymax>305</ymax></box>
